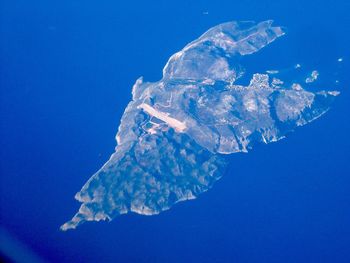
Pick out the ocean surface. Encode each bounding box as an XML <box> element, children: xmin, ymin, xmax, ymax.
<box><xmin>1</xmin><ymin>0</ymin><xmax>349</xmax><ymax>262</ymax></box>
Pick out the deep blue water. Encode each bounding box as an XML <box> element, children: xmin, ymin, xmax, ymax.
<box><xmin>1</xmin><ymin>0</ymin><xmax>349</xmax><ymax>262</ymax></box>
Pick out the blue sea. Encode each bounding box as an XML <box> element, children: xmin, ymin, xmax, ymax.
<box><xmin>1</xmin><ymin>0</ymin><xmax>349</xmax><ymax>262</ymax></box>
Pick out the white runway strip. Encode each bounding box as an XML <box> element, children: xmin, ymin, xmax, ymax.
<box><xmin>138</xmin><ymin>103</ymin><xmax>187</xmax><ymax>132</ymax></box>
